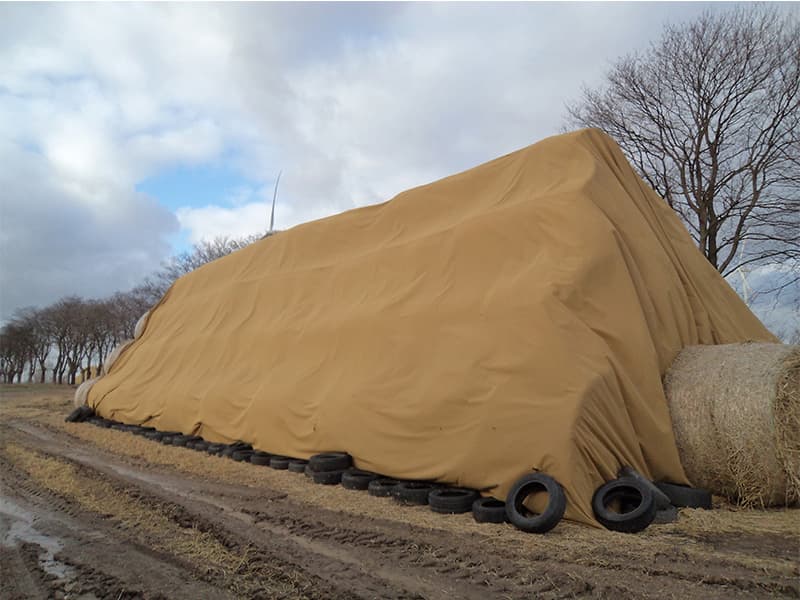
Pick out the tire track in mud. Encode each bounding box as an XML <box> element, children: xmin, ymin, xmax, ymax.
<box><xmin>3</xmin><ymin>420</ymin><xmax>799</xmax><ymax>600</ymax></box>
<box><xmin>0</xmin><ymin>463</ymin><xmax>232</xmax><ymax>600</ymax></box>
<box><xmin>0</xmin><ymin>452</ymin><xmax>351</xmax><ymax>600</ymax></box>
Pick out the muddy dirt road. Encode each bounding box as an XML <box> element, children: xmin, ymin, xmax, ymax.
<box><xmin>1</xmin><ymin>385</ymin><xmax>798</xmax><ymax>599</ymax></box>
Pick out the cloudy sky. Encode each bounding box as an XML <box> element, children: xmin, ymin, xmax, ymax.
<box><xmin>1</xmin><ymin>1</ymin><xmax>794</xmax><ymax>335</ymax></box>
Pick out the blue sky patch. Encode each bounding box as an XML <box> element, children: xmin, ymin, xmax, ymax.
<box><xmin>136</xmin><ymin>163</ymin><xmax>259</xmax><ymax>212</ymax></box>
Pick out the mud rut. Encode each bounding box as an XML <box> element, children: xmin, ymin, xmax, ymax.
<box><xmin>1</xmin><ymin>418</ymin><xmax>798</xmax><ymax>600</ymax></box>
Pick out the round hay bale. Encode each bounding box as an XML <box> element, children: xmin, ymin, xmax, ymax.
<box><xmin>664</xmin><ymin>343</ymin><xmax>799</xmax><ymax>508</ymax></box>
<box><xmin>134</xmin><ymin>310</ymin><xmax>150</xmax><ymax>340</ymax></box>
<box><xmin>74</xmin><ymin>377</ymin><xmax>99</xmax><ymax>408</ymax></box>
<box><xmin>103</xmin><ymin>339</ymin><xmax>133</xmax><ymax>375</ymax></box>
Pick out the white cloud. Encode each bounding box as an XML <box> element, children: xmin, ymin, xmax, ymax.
<box><xmin>5</xmin><ymin>0</ymin><xmax>789</xmax><ymax>329</ymax></box>
<box><xmin>176</xmin><ymin>203</ymin><xmax>268</xmax><ymax>245</ymax></box>
<box><xmin>0</xmin><ymin>141</ymin><xmax>177</xmax><ymax>317</ymax></box>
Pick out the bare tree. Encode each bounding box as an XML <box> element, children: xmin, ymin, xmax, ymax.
<box><xmin>38</xmin><ymin>296</ymin><xmax>92</xmax><ymax>385</ymax></box>
<box><xmin>40</xmin><ymin>300</ymin><xmax>70</xmax><ymax>384</ymax></box>
<box><xmin>135</xmin><ymin>234</ymin><xmax>264</xmax><ymax>305</ymax></box>
<box><xmin>0</xmin><ymin>320</ymin><xmax>33</xmax><ymax>383</ymax></box>
<box><xmin>566</xmin><ymin>7</ymin><xmax>799</xmax><ymax>281</ymax></box>
<box><xmin>105</xmin><ymin>290</ymin><xmax>149</xmax><ymax>342</ymax></box>
<box><xmin>82</xmin><ymin>299</ymin><xmax>116</xmax><ymax>377</ymax></box>
<box><xmin>9</xmin><ymin>307</ymin><xmax>51</xmax><ymax>383</ymax></box>
<box><xmin>55</xmin><ymin>298</ymin><xmax>91</xmax><ymax>385</ymax></box>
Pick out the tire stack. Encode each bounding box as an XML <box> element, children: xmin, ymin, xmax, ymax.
<box><xmin>341</xmin><ymin>470</ymin><xmax>379</xmax><ymax>490</ymax></box>
<box><xmin>590</xmin><ymin>466</ymin><xmax>712</xmax><ymax>533</ymax></box>
<box><xmin>308</xmin><ymin>452</ymin><xmax>352</xmax><ymax>484</ymax></box>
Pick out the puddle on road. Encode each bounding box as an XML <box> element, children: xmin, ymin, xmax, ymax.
<box><xmin>0</xmin><ymin>496</ymin><xmax>77</xmax><ymax>580</ymax></box>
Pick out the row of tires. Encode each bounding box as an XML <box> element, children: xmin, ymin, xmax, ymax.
<box><xmin>68</xmin><ymin>407</ymin><xmax>711</xmax><ymax>533</ymax></box>
<box><xmin>77</xmin><ymin>414</ymin><xmax>510</xmax><ymax>524</ymax></box>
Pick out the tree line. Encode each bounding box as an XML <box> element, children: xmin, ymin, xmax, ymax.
<box><xmin>0</xmin><ymin>235</ymin><xmax>262</xmax><ymax>385</ymax></box>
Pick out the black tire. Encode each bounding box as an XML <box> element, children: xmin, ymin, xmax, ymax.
<box><xmin>618</xmin><ymin>466</ymin><xmax>672</xmax><ymax>510</ymax></box>
<box><xmin>654</xmin><ymin>482</ymin><xmax>712</xmax><ymax>509</ymax></box>
<box><xmin>206</xmin><ymin>443</ymin><xmax>226</xmax><ymax>455</ymax></box>
<box><xmin>111</xmin><ymin>424</ymin><xmax>127</xmax><ymax>432</ymax></box>
<box><xmin>429</xmin><ymin>488</ymin><xmax>480</xmax><ymax>514</ymax></box>
<box><xmin>304</xmin><ymin>464</ymin><xmax>314</xmax><ymax>478</ymax></box>
<box><xmin>472</xmin><ymin>497</ymin><xmax>508</xmax><ymax>523</ymax></box>
<box><xmin>393</xmin><ymin>482</ymin><xmax>437</xmax><ymax>505</ymax></box>
<box><xmin>309</xmin><ymin>452</ymin><xmax>352</xmax><ymax>472</ymax></box>
<box><xmin>341</xmin><ymin>469</ymin><xmax>379</xmax><ymax>490</ymax></box>
<box><xmin>95</xmin><ymin>419</ymin><xmax>113</xmax><ymax>429</ymax></box>
<box><xmin>229</xmin><ymin>441</ymin><xmax>253</xmax><ymax>452</ymax></box>
<box><xmin>368</xmin><ymin>478</ymin><xmax>400</xmax><ymax>497</ymax></box>
<box><xmin>269</xmin><ymin>456</ymin><xmax>291</xmax><ymax>470</ymax></box>
<box><xmin>192</xmin><ymin>441</ymin><xmax>209</xmax><ymax>452</ymax></box>
<box><xmin>134</xmin><ymin>426</ymin><xmax>156</xmax><ymax>436</ymax></box>
<box><xmin>220</xmin><ymin>445</ymin><xmax>236</xmax><ymax>458</ymax></box>
<box><xmin>251</xmin><ymin>452</ymin><xmax>272</xmax><ymax>466</ymax></box>
<box><xmin>66</xmin><ymin>405</ymin><xmax>94</xmax><ymax>423</ymax></box>
<box><xmin>143</xmin><ymin>431</ymin><xmax>164</xmax><ymax>441</ymax></box>
<box><xmin>592</xmin><ymin>477</ymin><xmax>657</xmax><ymax>533</ymax></box>
<box><xmin>288</xmin><ymin>459</ymin><xmax>309</xmax><ymax>473</ymax></box>
<box><xmin>232</xmin><ymin>450</ymin><xmax>254</xmax><ymax>462</ymax></box>
<box><xmin>171</xmin><ymin>435</ymin><xmax>195</xmax><ymax>447</ymax></box>
<box><xmin>506</xmin><ymin>473</ymin><xmax>566</xmax><ymax>533</ymax></box>
<box><xmin>312</xmin><ymin>469</ymin><xmax>344</xmax><ymax>485</ymax></box>
<box><xmin>161</xmin><ymin>432</ymin><xmax>181</xmax><ymax>445</ymax></box>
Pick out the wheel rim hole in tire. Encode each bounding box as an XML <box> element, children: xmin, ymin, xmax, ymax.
<box><xmin>603</xmin><ymin>488</ymin><xmax>643</xmax><ymax>515</ymax></box>
<box><xmin>515</xmin><ymin>482</ymin><xmax>550</xmax><ymax>518</ymax></box>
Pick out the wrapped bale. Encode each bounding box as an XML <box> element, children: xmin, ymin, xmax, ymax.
<box><xmin>102</xmin><ymin>339</ymin><xmax>134</xmax><ymax>376</ymax></box>
<box><xmin>74</xmin><ymin>340</ymin><xmax>134</xmax><ymax>407</ymax></box>
<box><xmin>74</xmin><ymin>377</ymin><xmax>100</xmax><ymax>408</ymax></box>
<box><xmin>664</xmin><ymin>343</ymin><xmax>799</xmax><ymax>507</ymax></box>
<box><xmin>134</xmin><ymin>310</ymin><xmax>150</xmax><ymax>340</ymax></box>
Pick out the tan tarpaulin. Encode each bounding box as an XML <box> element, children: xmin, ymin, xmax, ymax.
<box><xmin>88</xmin><ymin>129</ymin><xmax>776</xmax><ymax>526</ymax></box>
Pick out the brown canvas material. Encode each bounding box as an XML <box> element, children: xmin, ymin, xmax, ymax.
<box><xmin>88</xmin><ymin>129</ymin><xmax>776</xmax><ymax>525</ymax></box>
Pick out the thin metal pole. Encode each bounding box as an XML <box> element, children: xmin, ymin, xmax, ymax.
<box><xmin>269</xmin><ymin>170</ymin><xmax>282</xmax><ymax>233</ymax></box>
